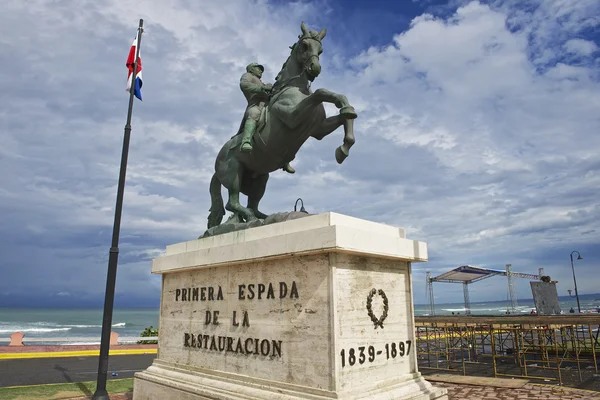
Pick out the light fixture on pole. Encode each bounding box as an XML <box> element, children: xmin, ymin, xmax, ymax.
<box><xmin>294</xmin><ymin>198</ymin><xmax>308</xmax><ymax>213</ymax></box>
<box><xmin>569</xmin><ymin>250</ymin><xmax>583</xmax><ymax>313</ymax></box>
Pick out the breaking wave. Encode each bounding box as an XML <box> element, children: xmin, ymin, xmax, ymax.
<box><xmin>0</xmin><ymin>321</ymin><xmax>127</xmax><ymax>334</ymax></box>
<box><xmin>0</xmin><ymin>327</ymin><xmax>71</xmax><ymax>333</ymax></box>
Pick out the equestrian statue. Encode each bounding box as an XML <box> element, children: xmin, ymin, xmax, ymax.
<box><xmin>204</xmin><ymin>21</ymin><xmax>357</xmax><ymax>236</ymax></box>
<box><xmin>235</xmin><ymin>62</ymin><xmax>296</xmax><ymax>174</ymax></box>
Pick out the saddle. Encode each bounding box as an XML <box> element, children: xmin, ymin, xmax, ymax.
<box><xmin>229</xmin><ymin>104</ymin><xmax>268</xmax><ymax>149</ymax></box>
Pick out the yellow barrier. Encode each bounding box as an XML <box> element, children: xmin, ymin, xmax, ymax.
<box><xmin>0</xmin><ymin>348</ymin><xmax>157</xmax><ymax>360</ymax></box>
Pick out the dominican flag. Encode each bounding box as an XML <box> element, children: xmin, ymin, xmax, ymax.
<box><xmin>126</xmin><ymin>31</ymin><xmax>143</xmax><ymax>100</ymax></box>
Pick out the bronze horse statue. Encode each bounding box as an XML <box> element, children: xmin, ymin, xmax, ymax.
<box><xmin>207</xmin><ymin>22</ymin><xmax>357</xmax><ymax>228</ymax></box>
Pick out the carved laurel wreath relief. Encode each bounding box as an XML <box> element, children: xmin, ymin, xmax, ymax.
<box><xmin>366</xmin><ymin>288</ymin><xmax>389</xmax><ymax>329</ymax></box>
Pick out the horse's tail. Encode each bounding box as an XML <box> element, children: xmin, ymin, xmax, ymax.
<box><xmin>207</xmin><ymin>173</ymin><xmax>225</xmax><ymax>229</ymax></box>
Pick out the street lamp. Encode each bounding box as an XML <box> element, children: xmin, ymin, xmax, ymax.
<box><xmin>294</xmin><ymin>198</ymin><xmax>308</xmax><ymax>214</ymax></box>
<box><xmin>569</xmin><ymin>251</ymin><xmax>583</xmax><ymax>313</ymax></box>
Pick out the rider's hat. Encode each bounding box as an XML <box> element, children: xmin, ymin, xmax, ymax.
<box><xmin>246</xmin><ymin>62</ymin><xmax>264</xmax><ymax>72</ymax></box>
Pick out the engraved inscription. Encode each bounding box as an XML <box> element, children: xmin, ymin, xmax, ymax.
<box><xmin>175</xmin><ymin>286</ymin><xmax>224</xmax><ymax>301</ymax></box>
<box><xmin>238</xmin><ymin>281</ymin><xmax>299</xmax><ymax>300</ymax></box>
<box><xmin>340</xmin><ymin>340</ymin><xmax>412</xmax><ymax>368</ymax></box>
<box><xmin>232</xmin><ymin>310</ymin><xmax>250</xmax><ymax>327</ymax></box>
<box><xmin>184</xmin><ymin>333</ymin><xmax>282</xmax><ymax>358</ymax></box>
<box><xmin>204</xmin><ymin>311</ymin><xmax>219</xmax><ymax>325</ymax></box>
<box><xmin>176</xmin><ymin>280</ymin><xmax>301</xmax><ymax>359</ymax></box>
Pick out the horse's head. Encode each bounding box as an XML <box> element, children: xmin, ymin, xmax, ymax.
<box><xmin>295</xmin><ymin>21</ymin><xmax>326</xmax><ymax>81</ymax></box>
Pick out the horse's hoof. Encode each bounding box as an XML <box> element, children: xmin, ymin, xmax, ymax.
<box><xmin>246</xmin><ymin>218</ymin><xmax>263</xmax><ymax>228</ymax></box>
<box><xmin>335</xmin><ymin>145</ymin><xmax>349</xmax><ymax>164</ymax></box>
<box><xmin>340</xmin><ymin>105</ymin><xmax>357</xmax><ymax>119</ymax></box>
<box><xmin>254</xmin><ymin>211</ymin><xmax>268</xmax><ymax>219</ymax></box>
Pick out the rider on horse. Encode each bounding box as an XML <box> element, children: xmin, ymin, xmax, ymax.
<box><xmin>238</xmin><ymin>62</ymin><xmax>295</xmax><ymax>174</ymax></box>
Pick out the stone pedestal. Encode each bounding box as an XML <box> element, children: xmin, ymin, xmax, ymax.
<box><xmin>133</xmin><ymin>212</ymin><xmax>447</xmax><ymax>400</ymax></box>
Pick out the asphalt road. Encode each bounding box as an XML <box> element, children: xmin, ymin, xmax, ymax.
<box><xmin>0</xmin><ymin>354</ymin><xmax>156</xmax><ymax>387</ymax></box>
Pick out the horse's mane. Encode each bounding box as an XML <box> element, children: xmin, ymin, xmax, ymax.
<box><xmin>275</xmin><ymin>42</ymin><xmax>298</xmax><ymax>83</ymax></box>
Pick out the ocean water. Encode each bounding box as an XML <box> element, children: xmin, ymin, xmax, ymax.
<box><xmin>414</xmin><ymin>296</ymin><xmax>600</xmax><ymax>316</ymax></box>
<box><xmin>0</xmin><ymin>308</ymin><xmax>158</xmax><ymax>345</ymax></box>
<box><xmin>1</xmin><ymin>296</ymin><xmax>599</xmax><ymax>345</ymax></box>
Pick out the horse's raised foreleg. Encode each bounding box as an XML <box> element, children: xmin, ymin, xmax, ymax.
<box><xmin>310</xmin><ymin>96</ymin><xmax>356</xmax><ymax>164</ymax></box>
<box><xmin>313</xmin><ymin>88</ymin><xmax>357</xmax><ymax>120</ymax></box>
<box><xmin>312</xmin><ymin>115</ymin><xmax>345</xmax><ymax>140</ymax></box>
<box><xmin>335</xmin><ymin>118</ymin><xmax>355</xmax><ymax>164</ymax></box>
<box><xmin>274</xmin><ymin>88</ymin><xmax>356</xmax><ymax>130</ymax></box>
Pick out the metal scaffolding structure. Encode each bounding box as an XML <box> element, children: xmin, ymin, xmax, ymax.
<box><xmin>427</xmin><ymin>265</ymin><xmax>543</xmax><ymax>315</ymax></box>
<box><xmin>426</xmin><ymin>272</ymin><xmax>435</xmax><ymax>316</ymax></box>
<box><xmin>463</xmin><ymin>282</ymin><xmax>471</xmax><ymax>315</ymax></box>
<box><xmin>415</xmin><ymin>315</ymin><xmax>600</xmax><ymax>387</ymax></box>
<box><xmin>506</xmin><ymin>264</ymin><xmax>518</xmax><ymax>313</ymax></box>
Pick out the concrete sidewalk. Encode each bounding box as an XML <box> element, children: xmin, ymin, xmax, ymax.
<box><xmin>67</xmin><ymin>380</ymin><xmax>600</xmax><ymax>400</ymax></box>
<box><xmin>425</xmin><ymin>374</ymin><xmax>600</xmax><ymax>399</ymax></box>
<box><xmin>70</xmin><ymin>395</ymin><xmax>132</xmax><ymax>399</ymax></box>
<box><xmin>437</xmin><ymin>381</ymin><xmax>600</xmax><ymax>399</ymax></box>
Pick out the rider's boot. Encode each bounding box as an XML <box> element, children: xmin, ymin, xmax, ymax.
<box><xmin>240</xmin><ymin>119</ymin><xmax>255</xmax><ymax>152</ymax></box>
<box><xmin>282</xmin><ymin>162</ymin><xmax>295</xmax><ymax>174</ymax></box>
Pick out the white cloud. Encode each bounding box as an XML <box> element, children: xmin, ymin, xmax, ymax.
<box><xmin>564</xmin><ymin>38</ymin><xmax>599</xmax><ymax>56</ymax></box>
<box><xmin>0</xmin><ymin>0</ymin><xmax>598</xmax><ymax>305</ymax></box>
<box><xmin>323</xmin><ymin>0</ymin><xmax>600</xmax><ymax>299</ymax></box>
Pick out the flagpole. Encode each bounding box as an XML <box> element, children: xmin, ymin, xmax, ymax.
<box><xmin>92</xmin><ymin>18</ymin><xmax>143</xmax><ymax>400</ymax></box>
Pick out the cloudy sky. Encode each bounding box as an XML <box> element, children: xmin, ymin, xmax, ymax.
<box><xmin>1</xmin><ymin>0</ymin><xmax>598</xmax><ymax>308</ymax></box>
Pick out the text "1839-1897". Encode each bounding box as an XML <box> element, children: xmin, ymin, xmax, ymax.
<box><xmin>340</xmin><ymin>340</ymin><xmax>412</xmax><ymax>368</ymax></box>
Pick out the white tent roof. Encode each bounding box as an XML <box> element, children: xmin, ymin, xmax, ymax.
<box><xmin>431</xmin><ymin>265</ymin><xmax>505</xmax><ymax>283</ymax></box>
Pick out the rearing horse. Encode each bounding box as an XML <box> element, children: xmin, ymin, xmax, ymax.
<box><xmin>207</xmin><ymin>22</ymin><xmax>357</xmax><ymax>228</ymax></box>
